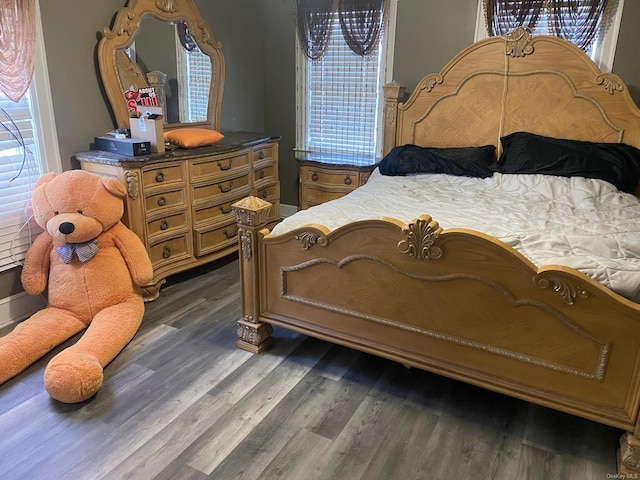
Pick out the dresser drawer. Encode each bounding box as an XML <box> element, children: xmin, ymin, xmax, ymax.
<box><xmin>255</xmin><ymin>181</ymin><xmax>280</xmax><ymax>202</ymax></box>
<box><xmin>254</xmin><ymin>160</ymin><xmax>278</xmax><ymax>186</ymax></box>
<box><xmin>192</xmin><ymin>174</ymin><xmax>250</xmax><ymax>204</ymax></box>
<box><xmin>253</xmin><ymin>144</ymin><xmax>276</xmax><ymax>163</ymax></box>
<box><xmin>194</xmin><ymin>219</ymin><xmax>239</xmax><ymax>257</ymax></box>
<box><xmin>191</xmin><ymin>152</ymin><xmax>251</xmax><ymax>182</ymax></box>
<box><xmin>146</xmin><ymin>211</ymin><xmax>188</xmax><ymax>239</ymax></box>
<box><xmin>148</xmin><ymin>232</ymin><xmax>192</xmax><ymax>268</ymax></box>
<box><xmin>193</xmin><ymin>198</ymin><xmax>241</xmax><ymax>226</ymax></box>
<box><xmin>144</xmin><ymin>188</ymin><xmax>187</xmax><ymax>216</ymax></box>
<box><xmin>142</xmin><ymin>164</ymin><xmax>185</xmax><ymax>190</ymax></box>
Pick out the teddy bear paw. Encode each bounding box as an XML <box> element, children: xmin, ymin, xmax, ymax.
<box><xmin>44</xmin><ymin>351</ymin><xmax>104</xmax><ymax>403</ymax></box>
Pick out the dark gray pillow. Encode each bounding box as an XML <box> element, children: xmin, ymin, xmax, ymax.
<box><xmin>379</xmin><ymin>144</ymin><xmax>496</xmax><ymax>178</ymax></box>
<box><xmin>492</xmin><ymin>132</ymin><xmax>640</xmax><ymax>194</ymax></box>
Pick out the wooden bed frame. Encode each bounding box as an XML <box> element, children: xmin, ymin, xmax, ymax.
<box><xmin>232</xmin><ymin>28</ymin><xmax>640</xmax><ymax>474</ymax></box>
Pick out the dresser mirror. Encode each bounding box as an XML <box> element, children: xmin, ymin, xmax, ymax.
<box><xmin>98</xmin><ymin>0</ymin><xmax>224</xmax><ymax>130</ymax></box>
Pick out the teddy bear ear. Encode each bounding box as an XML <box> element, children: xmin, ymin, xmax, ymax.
<box><xmin>101</xmin><ymin>177</ymin><xmax>127</xmax><ymax>198</ymax></box>
<box><xmin>34</xmin><ymin>172</ymin><xmax>57</xmax><ymax>189</ymax></box>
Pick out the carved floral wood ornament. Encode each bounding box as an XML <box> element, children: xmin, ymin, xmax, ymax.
<box><xmin>0</xmin><ymin>0</ymin><xmax>36</xmax><ymax>102</ymax></box>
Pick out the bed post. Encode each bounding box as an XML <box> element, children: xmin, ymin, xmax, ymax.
<box><xmin>382</xmin><ymin>82</ymin><xmax>404</xmax><ymax>156</ymax></box>
<box><xmin>232</xmin><ymin>196</ymin><xmax>274</xmax><ymax>354</ymax></box>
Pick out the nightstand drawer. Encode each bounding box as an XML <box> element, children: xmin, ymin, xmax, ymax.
<box><xmin>302</xmin><ymin>167</ymin><xmax>357</xmax><ymax>188</ymax></box>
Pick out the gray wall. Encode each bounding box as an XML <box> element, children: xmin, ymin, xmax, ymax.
<box><xmin>2</xmin><ymin>0</ymin><xmax>639</xmax><ymax>303</ymax></box>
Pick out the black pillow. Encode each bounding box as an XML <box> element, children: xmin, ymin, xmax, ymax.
<box><xmin>379</xmin><ymin>144</ymin><xmax>496</xmax><ymax>178</ymax></box>
<box><xmin>492</xmin><ymin>132</ymin><xmax>640</xmax><ymax>194</ymax></box>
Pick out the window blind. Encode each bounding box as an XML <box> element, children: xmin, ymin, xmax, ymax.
<box><xmin>0</xmin><ymin>91</ymin><xmax>42</xmax><ymax>272</ymax></box>
<box><xmin>304</xmin><ymin>11</ymin><xmax>384</xmax><ymax>164</ymax></box>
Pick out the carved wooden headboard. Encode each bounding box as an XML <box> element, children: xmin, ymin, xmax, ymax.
<box><xmin>383</xmin><ymin>28</ymin><xmax>640</xmax><ymax>157</ymax></box>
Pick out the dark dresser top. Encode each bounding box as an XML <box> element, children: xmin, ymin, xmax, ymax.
<box><xmin>75</xmin><ymin>131</ymin><xmax>279</xmax><ymax>167</ymax></box>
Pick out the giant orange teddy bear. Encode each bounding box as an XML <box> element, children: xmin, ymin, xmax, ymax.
<box><xmin>0</xmin><ymin>170</ymin><xmax>153</xmax><ymax>403</ymax></box>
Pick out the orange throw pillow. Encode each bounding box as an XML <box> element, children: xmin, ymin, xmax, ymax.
<box><xmin>163</xmin><ymin>128</ymin><xmax>224</xmax><ymax>148</ymax></box>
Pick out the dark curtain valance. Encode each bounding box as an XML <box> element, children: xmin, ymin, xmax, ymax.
<box><xmin>484</xmin><ymin>0</ymin><xmax>613</xmax><ymax>52</ymax></box>
<box><xmin>296</xmin><ymin>0</ymin><xmax>387</xmax><ymax>59</ymax></box>
<box><xmin>485</xmin><ymin>0</ymin><xmax>546</xmax><ymax>36</ymax></box>
<box><xmin>296</xmin><ymin>0</ymin><xmax>334</xmax><ymax>60</ymax></box>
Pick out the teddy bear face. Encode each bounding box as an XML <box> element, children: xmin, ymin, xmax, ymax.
<box><xmin>32</xmin><ymin>170</ymin><xmax>126</xmax><ymax>244</ymax></box>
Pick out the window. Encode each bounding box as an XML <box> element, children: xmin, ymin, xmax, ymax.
<box><xmin>175</xmin><ymin>23</ymin><xmax>211</xmax><ymax>123</ymax></box>
<box><xmin>296</xmin><ymin>0</ymin><xmax>397</xmax><ymax>165</ymax></box>
<box><xmin>0</xmin><ymin>0</ymin><xmax>61</xmax><ymax>274</ymax></box>
<box><xmin>474</xmin><ymin>0</ymin><xmax>625</xmax><ymax>72</ymax></box>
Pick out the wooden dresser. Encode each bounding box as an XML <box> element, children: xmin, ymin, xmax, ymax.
<box><xmin>76</xmin><ymin>131</ymin><xmax>279</xmax><ymax>300</ymax></box>
<box><xmin>297</xmin><ymin>153</ymin><xmax>378</xmax><ymax>210</ymax></box>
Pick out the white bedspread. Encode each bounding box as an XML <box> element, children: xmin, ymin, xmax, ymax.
<box><xmin>273</xmin><ymin>169</ymin><xmax>640</xmax><ymax>299</ymax></box>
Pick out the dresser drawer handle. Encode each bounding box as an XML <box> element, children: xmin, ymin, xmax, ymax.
<box><xmin>157</xmin><ymin>196</ymin><xmax>167</xmax><ymax>206</ymax></box>
<box><xmin>260</xmin><ymin>189</ymin><xmax>268</xmax><ymax>199</ymax></box>
<box><xmin>259</xmin><ymin>169</ymin><xmax>265</xmax><ymax>179</ymax></box>
<box><xmin>218</xmin><ymin>181</ymin><xmax>233</xmax><ymax>193</ymax></box>
<box><xmin>344</xmin><ymin>175</ymin><xmax>352</xmax><ymax>185</ymax></box>
<box><xmin>162</xmin><ymin>245</ymin><xmax>172</xmax><ymax>259</ymax></box>
<box><xmin>155</xmin><ymin>170</ymin><xmax>165</xmax><ymax>183</ymax></box>
<box><xmin>311</xmin><ymin>171</ymin><xmax>318</xmax><ymax>182</ymax></box>
<box><xmin>258</xmin><ymin>150</ymin><xmax>265</xmax><ymax>159</ymax></box>
<box><xmin>223</xmin><ymin>226</ymin><xmax>238</xmax><ymax>239</ymax></box>
<box><xmin>217</xmin><ymin>159</ymin><xmax>233</xmax><ymax>171</ymax></box>
<box><xmin>219</xmin><ymin>204</ymin><xmax>232</xmax><ymax>214</ymax></box>
<box><xmin>160</xmin><ymin>219</ymin><xmax>169</xmax><ymax>230</ymax></box>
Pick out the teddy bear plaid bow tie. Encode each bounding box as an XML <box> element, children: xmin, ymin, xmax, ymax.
<box><xmin>56</xmin><ymin>239</ymin><xmax>99</xmax><ymax>264</ymax></box>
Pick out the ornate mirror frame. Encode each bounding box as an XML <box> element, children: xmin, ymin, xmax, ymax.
<box><xmin>98</xmin><ymin>0</ymin><xmax>225</xmax><ymax>130</ymax></box>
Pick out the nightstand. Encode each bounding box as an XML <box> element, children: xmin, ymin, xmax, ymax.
<box><xmin>297</xmin><ymin>153</ymin><xmax>378</xmax><ymax>210</ymax></box>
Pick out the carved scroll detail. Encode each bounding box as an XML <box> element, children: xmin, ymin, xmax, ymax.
<box><xmin>418</xmin><ymin>74</ymin><xmax>443</xmax><ymax>93</ymax></box>
<box><xmin>239</xmin><ymin>229</ymin><xmax>252</xmax><ymax>260</ymax></box>
<box><xmin>125</xmin><ymin>171</ymin><xmax>139</xmax><ymax>200</ymax></box>
<box><xmin>535</xmin><ymin>274</ymin><xmax>589</xmax><ymax>305</ymax></box>
<box><xmin>237</xmin><ymin>315</ymin><xmax>273</xmax><ymax>350</ymax></box>
<box><xmin>619</xmin><ymin>433</ymin><xmax>640</xmax><ymax>474</ymax></box>
<box><xmin>596</xmin><ymin>73</ymin><xmax>624</xmax><ymax>95</ymax></box>
<box><xmin>505</xmin><ymin>26</ymin><xmax>534</xmax><ymax>57</ymax></box>
<box><xmin>295</xmin><ymin>231</ymin><xmax>327</xmax><ymax>250</ymax></box>
<box><xmin>398</xmin><ymin>215</ymin><xmax>443</xmax><ymax>260</ymax></box>
<box><xmin>156</xmin><ymin>0</ymin><xmax>178</xmax><ymax>13</ymax></box>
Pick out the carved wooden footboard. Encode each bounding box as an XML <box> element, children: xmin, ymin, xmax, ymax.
<box><xmin>233</xmin><ymin>196</ymin><xmax>640</xmax><ymax>475</ymax></box>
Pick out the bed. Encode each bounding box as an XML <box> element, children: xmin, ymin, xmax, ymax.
<box><xmin>231</xmin><ymin>28</ymin><xmax>640</xmax><ymax>474</ymax></box>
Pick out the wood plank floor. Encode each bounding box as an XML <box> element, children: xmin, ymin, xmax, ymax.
<box><xmin>0</xmin><ymin>255</ymin><xmax>623</xmax><ymax>479</ymax></box>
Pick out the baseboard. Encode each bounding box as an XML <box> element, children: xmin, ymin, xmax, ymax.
<box><xmin>0</xmin><ymin>291</ymin><xmax>46</xmax><ymax>328</ymax></box>
<box><xmin>280</xmin><ymin>203</ymin><xmax>299</xmax><ymax>218</ymax></box>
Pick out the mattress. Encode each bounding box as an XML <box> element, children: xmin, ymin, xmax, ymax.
<box><xmin>272</xmin><ymin>169</ymin><xmax>640</xmax><ymax>299</ymax></box>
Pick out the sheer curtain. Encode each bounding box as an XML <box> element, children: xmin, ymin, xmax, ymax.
<box><xmin>549</xmin><ymin>0</ymin><xmax>612</xmax><ymax>51</ymax></box>
<box><xmin>0</xmin><ymin>0</ymin><xmax>36</xmax><ymax>102</ymax></box>
<box><xmin>296</xmin><ymin>0</ymin><xmax>387</xmax><ymax>59</ymax></box>
<box><xmin>484</xmin><ymin>0</ymin><xmax>612</xmax><ymax>52</ymax></box>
